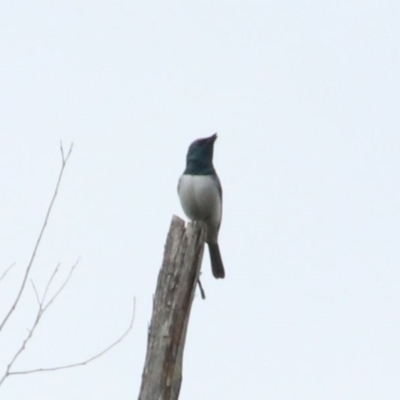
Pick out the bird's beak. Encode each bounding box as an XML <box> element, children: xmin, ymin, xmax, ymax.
<box><xmin>208</xmin><ymin>133</ymin><xmax>218</xmax><ymax>142</ymax></box>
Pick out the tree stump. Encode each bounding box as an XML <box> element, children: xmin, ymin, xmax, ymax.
<box><xmin>138</xmin><ymin>216</ymin><xmax>206</xmax><ymax>400</ymax></box>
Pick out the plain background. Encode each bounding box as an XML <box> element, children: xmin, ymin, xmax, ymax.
<box><xmin>1</xmin><ymin>2</ymin><xmax>399</xmax><ymax>399</ymax></box>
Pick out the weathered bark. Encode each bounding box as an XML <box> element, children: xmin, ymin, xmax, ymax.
<box><xmin>138</xmin><ymin>216</ymin><xmax>205</xmax><ymax>400</ymax></box>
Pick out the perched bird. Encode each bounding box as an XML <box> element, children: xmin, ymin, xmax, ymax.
<box><xmin>178</xmin><ymin>133</ymin><xmax>225</xmax><ymax>279</ymax></box>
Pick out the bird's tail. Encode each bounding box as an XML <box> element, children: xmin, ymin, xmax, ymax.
<box><xmin>208</xmin><ymin>243</ymin><xmax>225</xmax><ymax>279</ymax></box>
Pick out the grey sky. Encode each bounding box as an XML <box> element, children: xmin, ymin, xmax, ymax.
<box><xmin>1</xmin><ymin>2</ymin><xmax>399</xmax><ymax>399</ymax></box>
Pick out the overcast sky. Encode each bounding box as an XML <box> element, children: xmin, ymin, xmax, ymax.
<box><xmin>1</xmin><ymin>2</ymin><xmax>399</xmax><ymax>399</ymax></box>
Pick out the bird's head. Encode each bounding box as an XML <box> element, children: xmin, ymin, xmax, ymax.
<box><xmin>187</xmin><ymin>133</ymin><xmax>217</xmax><ymax>160</ymax></box>
<box><xmin>184</xmin><ymin>133</ymin><xmax>218</xmax><ymax>175</ymax></box>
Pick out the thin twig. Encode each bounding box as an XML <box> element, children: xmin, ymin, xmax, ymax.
<box><xmin>197</xmin><ymin>278</ymin><xmax>206</xmax><ymax>300</ymax></box>
<box><xmin>42</xmin><ymin>263</ymin><xmax>61</xmax><ymax>305</ymax></box>
<box><xmin>0</xmin><ymin>263</ymin><xmax>16</xmax><ymax>285</ymax></box>
<box><xmin>30</xmin><ymin>281</ymin><xmax>41</xmax><ymax>306</ymax></box>
<box><xmin>0</xmin><ymin>143</ymin><xmax>73</xmax><ymax>333</ymax></box>
<box><xmin>60</xmin><ymin>141</ymin><xmax>65</xmax><ymax>163</ymax></box>
<box><xmin>8</xmin><ymin>298</ymin><xmax>136</xmax><ymax>377</ymax></box>
<box><xmin>0</xmin><ymin>306</ymin><xmax>42</xmax><ymax>385</ymax></box>
<box><xmin>43</xmin><ymin>260</ymin><xmax>79</xmax><ymax>311</ymax></box>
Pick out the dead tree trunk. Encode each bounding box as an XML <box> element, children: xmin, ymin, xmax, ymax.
<box><xmin>138</xmin><ymin>215</ymin><xmax>206</xmax><ymax>400</ymax></box>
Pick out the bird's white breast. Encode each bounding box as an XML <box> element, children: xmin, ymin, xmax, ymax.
<box><xmin>178</xmin><ymin>175</ymin><xmax>222</xmax><ymax>224</ymax></box>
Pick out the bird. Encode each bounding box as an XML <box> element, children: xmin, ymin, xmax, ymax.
<box><xmin>177</xmin><ymin>133</ymin><xmax>225</xmax><ymax>279</ymax></box>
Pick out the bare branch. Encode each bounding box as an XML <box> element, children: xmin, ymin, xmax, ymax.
<box><xmin>0</xmin><ymin>260</ymin><xmax>79</xmax><ymax>386</ymax></box>
<box><xmin>6</xmin><ymin>298</ymin><xmax>135</xmax><ymax>377</ymax></box>
<box><xmin>0</xmin><ymin>143</ymin><xmax>133</xmax><ymax>388</ymax></box>
<box><xmin>0</xmin><ymin>143</ymin><xmax>73</xmax><ymax>333</ymax></box>
<box><xmin>0</xmin><ymin>263</ymin><xmax>16</xmax><ymax>285</ymax></box>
